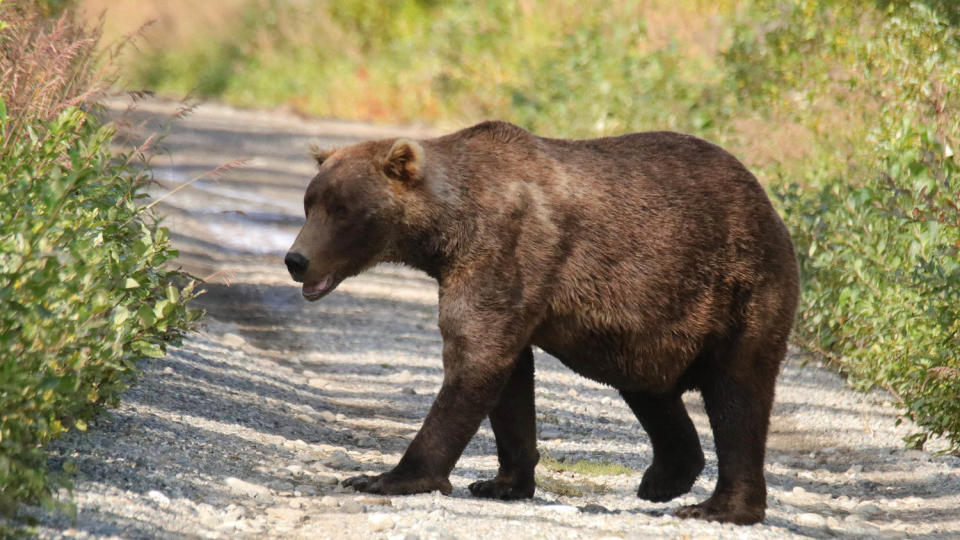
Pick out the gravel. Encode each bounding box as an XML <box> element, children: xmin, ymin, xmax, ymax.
<box><xmin>20</xmin><ymin>98</ymin><xmax>960</xmax><ymax>539</ymax></box>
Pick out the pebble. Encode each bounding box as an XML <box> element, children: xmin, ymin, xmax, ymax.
<box><xmin>147</xmin><ymin>490</ymin><xmax>170</xmax><ymax>505</ymax></box>
<box><xmin>318</xmin><ymin>410</ymin><xmax>337</xmax><ymax>422</ymax></box>
<box><xmin>369</xmin><ymin>513</ymin><xmax>395</xmax><ymax>531</ymax></box>
<box><xmin>340</xmin><ymin>500</ymin><xmax>365</xmax><ymax>514</ymax></box>
<box><xmin>269</xmin><ymin>480</ymin><xmax>295</xmax><ymax>492</ymax></box>
<box><xmin>316</xmin><ymin>474</ymin><xmax>339</xmax><ymax>486</ymax></box>
<box><xmin>360</xmin><ymin>496</ymin><xmax>393</xmax><ymax>506</ymax></box>
<box><xmin>324</xmin><ymin>449</ymin><xmax>353</xmax><ymax>468</ymax></box>
<box><xmin>294</xmin><ymin>484</ymin><xmax>317</xmax><ymax>496</ymax></box>
<box><xmin>224</xmin><ymin>477</ymin><xmax>272</xmax><ymax>499</ymax></box>
<box><xmin>222</xmin><ymin>333</ymin><xmax>246</xmax><ymax>348</ymax></box>
<box><xmin>796</xmin><ymin>512</ymin><xmax>828</xmax><ymax>529</ymax></box>
<box><xmin>540</xmin><ymin>427</ymin><xmax>563</xmax><ymax>439</ymax></box>
<box><xmin>267</xmin><ymin>506</ymin><xmax>306</xmax><ymax>523</ymax></box>
<box><xmin>854</xmin><ymin>502</ymin><xmax>881</xmax><ymax>518</ymax></box>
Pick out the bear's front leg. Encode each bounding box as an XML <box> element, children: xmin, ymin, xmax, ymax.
<box><xmin>342</xmin><ymin>364</ymin><xmax>516</xmax><ymax>495</ymax></box>
<box><xmin>342</xmin><ymin>297</ymin><xmax>529</xmax><ymax>496</ymax></box>
<box><xmin>468</xmin><ymin>346</ymin><xmax>539</xmax><ymax>500</ymax></box>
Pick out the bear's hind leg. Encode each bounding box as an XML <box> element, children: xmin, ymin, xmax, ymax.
<box><xmin>674</xmin><ymin>340</ymin><xmax>784</xmax><ymax>525</ymax></box>
<box><xmin>468</xmin><ymin>346</ymin><xmax>539</xmax><ymax>500</ymax></box>
<box><xmin>621</xmin><ymin>390</ymin><xmax>705</xmax><ymax>502</ymax></box>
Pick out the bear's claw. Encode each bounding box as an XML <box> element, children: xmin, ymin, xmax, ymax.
<box><xmin>341</xmin><ymin>472</ymin><xmax>452</xmax><ymax>496</ymax></box>
<box><xmin>674</xmin><ymin>498</ymin><xmax>764</xmax><ymax>525</ymax></box>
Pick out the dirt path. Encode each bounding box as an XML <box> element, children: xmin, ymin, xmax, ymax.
<box><xmin>32</xmin><ymin>98</ymin><xmax>960</xmax><ymax>539</ymax></box>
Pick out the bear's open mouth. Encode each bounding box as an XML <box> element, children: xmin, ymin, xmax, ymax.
<box><xmin>302</xmin><ymin>275</ymin><xmax>337</xmax><ymax>301</ymax></box>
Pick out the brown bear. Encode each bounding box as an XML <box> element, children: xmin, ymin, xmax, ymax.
<box><xmin>284</xmin><ymin>121</ymin><xmax>799</xmax><ymax>525</ymax></box>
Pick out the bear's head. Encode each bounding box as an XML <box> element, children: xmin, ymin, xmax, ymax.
<box><xmin>285</xmin><ymin>137</ymin><xmax>425</xmax><ymax>301</ymax></box>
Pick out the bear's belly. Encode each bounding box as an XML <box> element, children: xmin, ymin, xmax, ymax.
<box><xmin>531</xmin><ymin>316</ymin><xmax>698</xmax><ymax>393</ymax></box>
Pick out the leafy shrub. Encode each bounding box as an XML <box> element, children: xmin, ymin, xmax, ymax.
<box><xmin>0</xmin><ymin>4</ymin><xmax>199</xmax><ymax>515</ymax></box>
<box><xmin>734</xmin><ymin>2</ymin><xmax>960</xmax><ymax>450</ymax></box>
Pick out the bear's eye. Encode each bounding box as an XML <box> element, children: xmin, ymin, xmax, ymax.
<box><xmin>328</xmin><ymin>203</ymin><xmax>348</xmax><ymax>219</ymax></box>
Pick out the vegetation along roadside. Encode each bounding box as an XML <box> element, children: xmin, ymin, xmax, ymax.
<box><xmin>0</xmin><ymin>1</ymin><xmax>199</xmax><ymax>521</ymax></box>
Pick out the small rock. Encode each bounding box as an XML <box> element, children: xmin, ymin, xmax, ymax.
<box><xmin>318</xmin><ymin>410</ymin><xmax>337</xmax><ymax>422</ymax></box>
<box><xmin>147</xmin><ymin>490</ymin><xmax>170</xmax><ymax>505</ymax></box>
<box><xmin>294</xmin><ymin>484</ymin><xmax>317</xmax><ymax>496</ymax></box>
<box><xmin>324</xmin><ymin>450</ymin><xmax>354</xmax><ymax>469</ymax></box>
<box><xmin>568</xmin><ymin>389</ymin><xmax>578</xmax><ymax>397</ymax></box>
<box><xmin>316</xmin><ymin>474</ymin><xmax>339</xmax><ymax>486</ymax></box>
<box><xmin>296</xmin><ymin>413</ymin><xmax>316</xmax><ymax>424</ymax></box>
<box><xmin>223</xmin><ymin>333</ymin><xmax>246</xmax><ymax>348</ymax></box>
<box><xmin>162</xmin><ymin>366</ymin><xmax>174</xmax><ymax>375</ymax></box>
<box><xmin>319</xmin><ymin>496</ymin><xmax>338</xmax><ymax>507</ymax></box>
<box><xmin>581</xmin><ymin>504</ymin><xmax>610</xmax><ymax>514</ymax></box>
<box><xmin>340</xmin><ymin>499</ymin><xmax>364</xmax><ymax>514</ymax></box>
<box><xmin>369</xmin><ymin>513</ymin><xmax>395</xmax><ymax>531</ymax></box>
<box><xmin>539</xmin><ymin>428</ymin><xmax>563</xmax><ymax>439</ymax></box>
<box><xmin>853</xmin><ymin>502</ymin><xmax>881</xmax><ymax>518</ymax></box>
<box><xmin>267</xmin><ymin>506</ymin><xmax>305</xmax><ymax>523</ymax></box>
<box><xmin>225</xmin><ymin>477</ymin><xmax>272</xmax><ymax>499</ymax></box>
<box><xmin>360</xmin><ymin>496</ymin><xmax>392</xmax><ymax>507</ymax></box>
<box><xmin>796</xmin><ymin>513</ymin><xmax>827</xmax><ymax>529</ymax></box>
<box><xmin>400</xmin><ymin>387</ymin><xmax>416</xmax><ymax>395</ymax></box>
<box><xmin>269</xmin><ymin>480</ymin><xmax>295</xmax><ymax>492</ymax></box>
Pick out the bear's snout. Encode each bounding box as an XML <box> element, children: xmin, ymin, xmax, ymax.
<box><xmin>284</xmin><ymin>251</ymin><xmax>309</xmax><ymax>282</ymax></box>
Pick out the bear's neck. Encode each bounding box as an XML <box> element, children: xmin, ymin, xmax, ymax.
<box><xmin>391</xmin><ymin>204</ymin><xmax>471</xmax><ymax>282</ymax></box>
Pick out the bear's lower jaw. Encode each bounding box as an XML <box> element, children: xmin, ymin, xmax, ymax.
<box><xmin>302</xmin><ymin>275</ymin><xmax>337</xmax><ymax>301</ymax></box>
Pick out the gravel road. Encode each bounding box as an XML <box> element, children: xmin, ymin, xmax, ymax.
<box><xmin>28</xmin><ymin>98</ymin><xmax>960</xmax><ymax>539</ymax></box>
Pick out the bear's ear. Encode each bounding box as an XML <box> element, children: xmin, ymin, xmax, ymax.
<box><xmin>309</xmin><ymin>144</ymin><xmax>336</xmax><ymax>168</ymax></box>
<box><xmin>381</xmin><ymin>138</ymin><xmax>424</xmax><ymax>183</ymax></box>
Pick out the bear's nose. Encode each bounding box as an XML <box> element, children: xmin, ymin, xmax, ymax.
<box><xmin>284</xmin><ymin>252</ymin><xmax>309</xmax><ymax>282</ymax></box>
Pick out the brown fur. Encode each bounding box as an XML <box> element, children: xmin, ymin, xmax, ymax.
<box><xmin>285</xmin><ymin>121</ymin><xmax>799</xmax><ymax>525</ymax></box>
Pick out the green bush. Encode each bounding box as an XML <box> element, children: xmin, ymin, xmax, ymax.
<box><xmin>736</xmin><ymin>2</ymin><xmax>960</xmax><ymax>451</ymax></box>
<box><xmin>0</xmin><ymin>6</ymin><xmax>199</xmax><ymax>516</ymax></box>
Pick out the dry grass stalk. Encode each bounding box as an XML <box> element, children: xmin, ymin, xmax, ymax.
<box><xmin>0</xmin><ymin>2</ymin><xmax>107</xmax><ymax>153</ymax></box>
